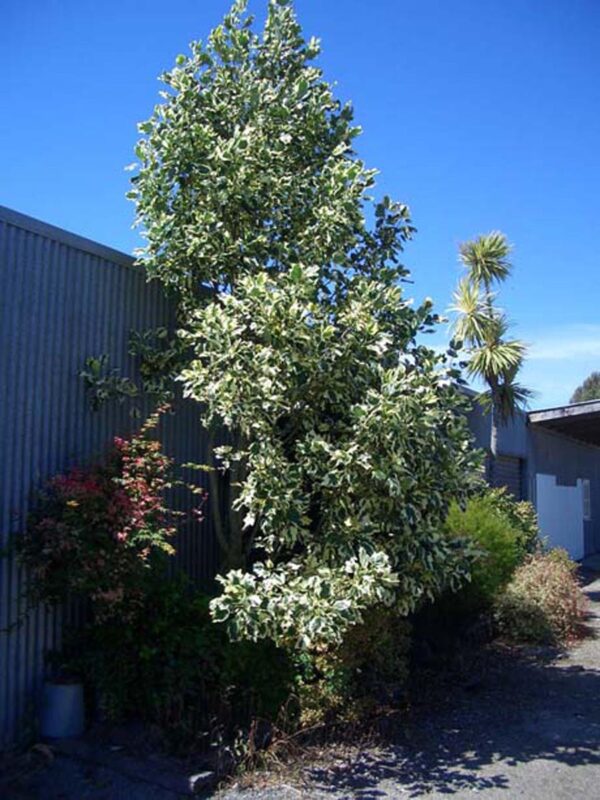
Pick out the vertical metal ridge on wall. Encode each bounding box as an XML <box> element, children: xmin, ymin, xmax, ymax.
<box><xmin>0</xmin><ymin>208</ymin><xmax>217</xmax><ymax>748</ymax></box>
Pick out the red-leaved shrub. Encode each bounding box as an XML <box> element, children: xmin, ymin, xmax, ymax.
<box><xmin>18</xmin><ymin>408</ymin><xmax>204</xmax><ymax>620</ymax></box>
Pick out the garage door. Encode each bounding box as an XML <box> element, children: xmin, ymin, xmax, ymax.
<box><xmin>493</xmin><ymin>455</ymin><xmax>523</xmax><ymax>499</ymax></box>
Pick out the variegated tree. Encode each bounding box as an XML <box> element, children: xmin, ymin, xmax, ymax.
<box><xmin>130</xmin><ymin>0</ymin><xmax>480</xmax><ymax>648</ymax></box>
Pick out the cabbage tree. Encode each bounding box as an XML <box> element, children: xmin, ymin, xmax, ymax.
<box><xmin>452</xmin><ymin>232</ymin><xmax>531</xmax><ymax>484</ymax></box>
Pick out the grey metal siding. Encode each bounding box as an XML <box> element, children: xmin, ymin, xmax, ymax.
<box><xmin>466</xmin><ymin>397</ymin><xmax>529</xmax><ymax>500</ymax></box>
<box><xmin>466</xmin><ymin>398</ymin><xmax>528</xmax><ymax>460</ymax></box>
<box><xmin>467</xmin><ymin>395</ymin><xmax>600</xmax><ymax>553</ymax></box>
<box><xmin>0</xmin><ymin>207</ymin><xmax>216</xmax><ymax>748</ymax></box>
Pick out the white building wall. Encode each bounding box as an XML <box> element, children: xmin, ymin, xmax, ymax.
<box><xmin>535</xmin><ymin>473</ymin><xmax>585</xmax><ymax>560</ymax></box>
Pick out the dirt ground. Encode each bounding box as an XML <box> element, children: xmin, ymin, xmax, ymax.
<box><xmin>2</xmin><ymin>571</ymin><xmax>599</xmax><ymax>800</ymax></box>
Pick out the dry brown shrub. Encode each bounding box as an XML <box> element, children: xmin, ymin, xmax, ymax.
<box><xmin>495</xmin><ymin>549</ymin><xmax>587</xmax><ymax>644</ymax></box>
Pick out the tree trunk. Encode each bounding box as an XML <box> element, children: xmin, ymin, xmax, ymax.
<box><xmin>207</xmin><ymin>425</ymin><xmax>249</xmax><ymax>573</ymax></box>
<box><xmin>489</xmin><ymin>407</ymin><xmax>498</xmax><ymax>487</ymax></box>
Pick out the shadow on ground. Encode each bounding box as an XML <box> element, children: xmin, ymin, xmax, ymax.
<box><xmin>304</xmin><ymin>578</ymin><xmax>600</xmax><ymax>799</ymax></box>
<box><xmin>307</xmin><ymin>657</ymin><xmax>600</xmax><ymax>797</ymax></box>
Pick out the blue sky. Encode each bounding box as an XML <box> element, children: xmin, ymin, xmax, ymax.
<box><xmin>2</xmin><ymin>0</ymin><xmax>599</xmax><ymax>408</ymax></box>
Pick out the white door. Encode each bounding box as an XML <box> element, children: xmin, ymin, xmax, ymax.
<box><xmin>535</xmin><ymin>474</ymin><xmax>585</xmax><ymax>561</ymax></box>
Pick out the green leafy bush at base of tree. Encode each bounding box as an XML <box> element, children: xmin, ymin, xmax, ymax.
<box><xmin>411</xmin><ymin>489</ymin><xmax>540</xmax><ymax>656</ymax></box>
<box><xmin>62</xmin><ymin>580</ymin><xmax>413</xmax><ymax>751</ymax></box>
<box><xmin>484</xmin><ymin>487</ymin><xmax>541</xmax><ymax>555</ymax></box>
<box><xmin>445</xmin><ymin>493</ymin><xmax>528</xmax><ymax>609</ymax></box>
<box><xmin>61</xmin><ymin>574</ymin><xmax>295</xmax><ymax>753</ymax></box>
<box><xmin>292</xmin><ymin>607</ymin><xmax>412</xmax><ymax>727</ymax></box>
<box><xmin>495</xmin><ymin>549</ymin><xmax>587</xmax><ymax>645</ymax></box>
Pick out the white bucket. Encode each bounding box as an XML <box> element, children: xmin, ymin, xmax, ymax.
<box><xmin>40</xmin><ymin>681</ymin><xmax>85</xmax><ymax>739</ymax></box>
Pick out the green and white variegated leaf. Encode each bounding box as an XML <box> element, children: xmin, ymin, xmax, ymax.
<box><xmin>131</xmin><ymin>0</ymin><xmax>482</xmax><ymax>649</ymax></box>
<box><xmin>183</xmin><ymin>266</ymin><xmax>480</xmax><ymax>647</ymax></box>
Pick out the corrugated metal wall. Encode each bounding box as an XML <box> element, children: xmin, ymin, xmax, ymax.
<box><xmin>494</xmin><ymin>455</ymin><xmax>524</xmax><ymax>500</ymax></box>
<box><xmin>0</xmin><ymin>206</ymin><xmax>218</xmax><ymax>748</ymax></box>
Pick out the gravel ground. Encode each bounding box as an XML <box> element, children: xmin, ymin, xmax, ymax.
<box><xmin>221</xmin><ymin>572</ymin><xmax>600</xmax><ymax>800</ymax></box>
<box><xmin>3</xmin><ymin>573</ymin><xmax>599</xmax><ymax>800</ymax></box>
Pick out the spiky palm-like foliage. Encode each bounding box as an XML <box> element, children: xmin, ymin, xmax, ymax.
<box><xmin>453</xmin><ymin>232</ymin><xmax>531</xmax><ymax>480</ymax></box>
<box><xmin>459</xmin><ymin>231</ymin><xmax>512</xmax><ymax>292</ymax></box>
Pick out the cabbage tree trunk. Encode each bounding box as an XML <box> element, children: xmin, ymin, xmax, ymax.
<box><xmin>489</xmin><ymin>408</ymin><xmax>498</xmax><ymax>487</ymax></box>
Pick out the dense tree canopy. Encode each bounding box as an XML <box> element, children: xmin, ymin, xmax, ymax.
<box><xmin>130</xmin><ymin>0</ymin><xmax>481</xmax><ymax>648</ymax></box>
<box><xmin>570</xmin><ymin>372</ymin><xmax>600</xmax><ymax>404</ymax></box>
<box><xmin>129</xmin><ymin>0</ymin><xmax>403</xmax><ymax>308</ymax></box>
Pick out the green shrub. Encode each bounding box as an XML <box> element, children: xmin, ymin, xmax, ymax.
<box><xmin>495</xmin><ymin>549</ymin><xmax>586</xmax><ymax>644</ymax></box>
<box><xmin>411</xmin><ymin>490</ymin><xmax>535</xmax><ymax>651</ymax></box>
<box><xmin>485</xmin><ymin>487</ymin><xmax>541</xmax><ymax>555</ymax></box>
<box><xmin>445</xmin><ymin>493</ymin><xmax>525</xmax><ymax>607</ymax></box>
<box><xmin>72</xmin><ymin>583</ymin><xmax>411</xmax><ymax>746</ymax></box>
<box><xmin>65</xmin><ymin>574</ymin><xmax>294</xmax><ymax>752</ymax></box>
<box><xmin>293</xmin><ymin>607</ymin><xmax>411</xmax><ymax>726</ymax></box>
